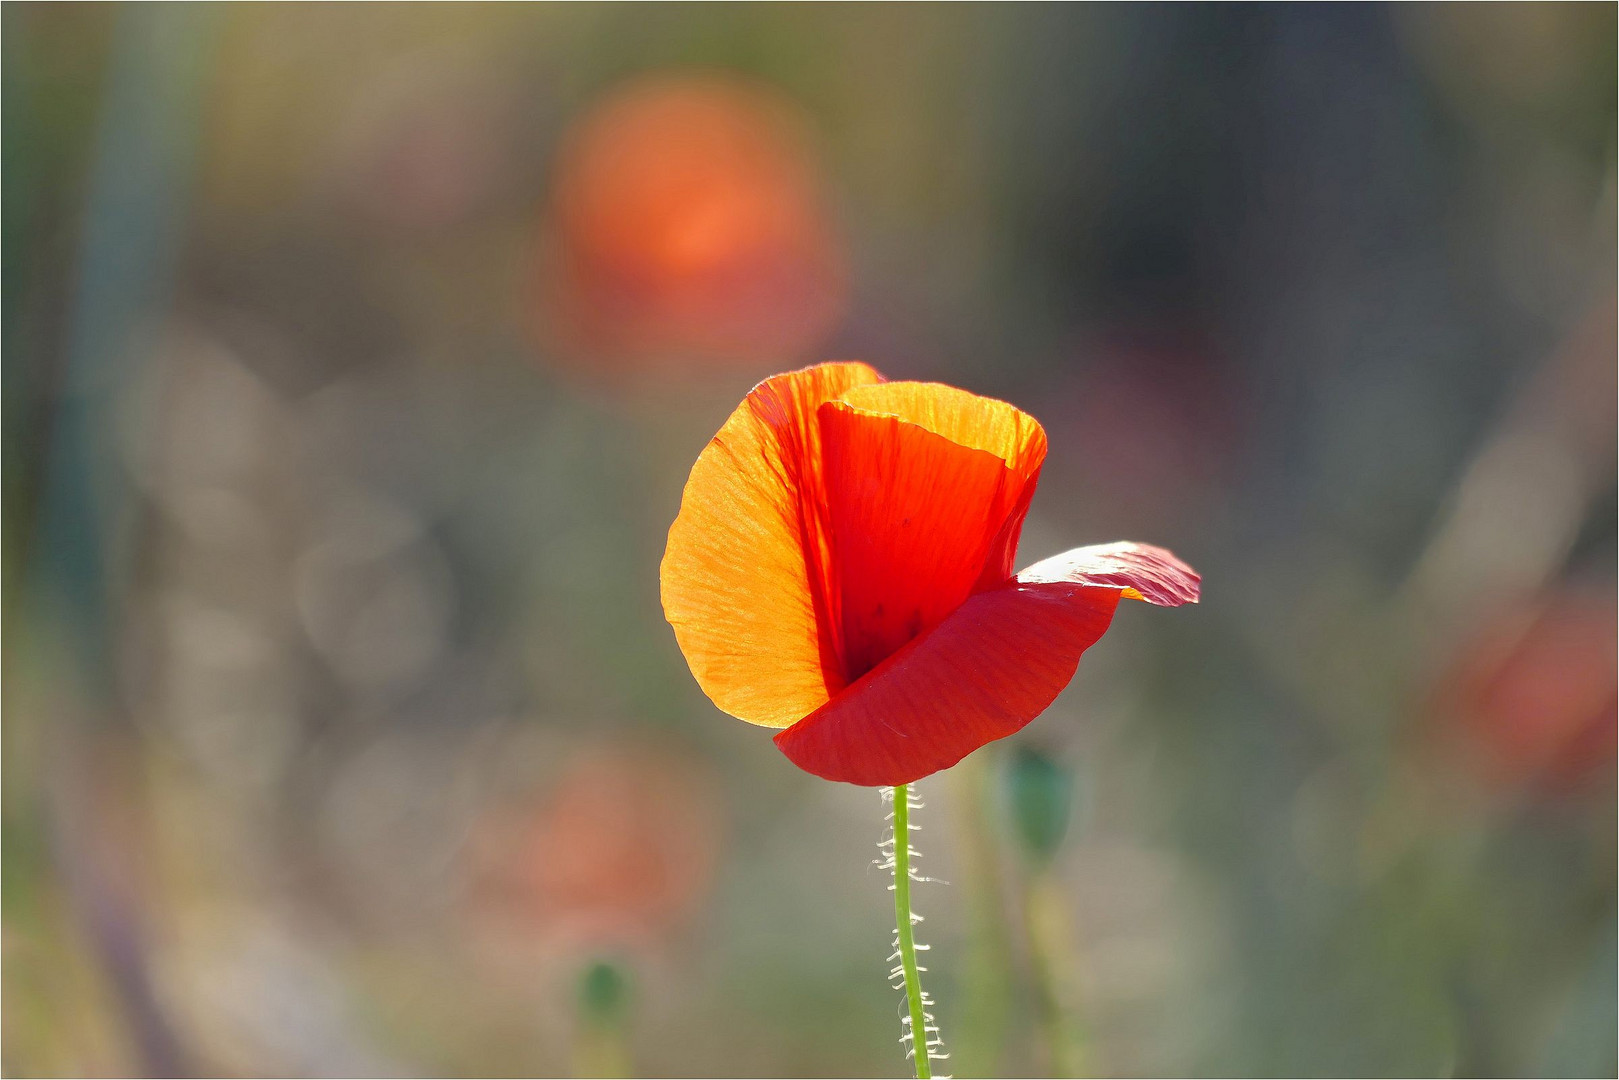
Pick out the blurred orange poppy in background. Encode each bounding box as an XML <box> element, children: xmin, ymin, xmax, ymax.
<box><xmin>536</xmin><ymin>76</ymin><xmax>847</xmax><ymax>374</ymax></box>
<box><xmin>660</xmin><ymin>362</ymin><xmax>1200</xmax><ymax>786</ymax></box>
<box><xmin>1433</xmin><ymin>589</ymin><xmax>1618</xmax><ymax>797</ymax></box>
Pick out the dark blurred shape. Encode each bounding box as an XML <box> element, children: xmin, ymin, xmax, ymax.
<box><xmin>533</xmin><ymin>74</ymin><xmax>847</xmax><ymax>376</ymax></box>
<box><xmin>1432</xmin><ymin>588</ymin><xmax>1618</xmax><ymax>797</ymax></box>
<box><xmin>1005</xmin><ymin>745</ymin><xmax>1074</xmax><ymax>865</ymax></box>
<box><xmin>1048</xmin><ymin>327</ymin><xmax>1241</xmax><ymax>533</ymax></box>
<box><xmin>329</xmin><ymin>58</ymin><xmax>514</xmax><ymax>235</ymax></box>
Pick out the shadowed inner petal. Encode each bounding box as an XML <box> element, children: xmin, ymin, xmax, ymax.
<box><xmin>835</xmin><ymin>380</ymin><xmax>1048</xmax><ymax>588</ymax></box>
<box><xmin>818</xmin><ymin>399</ymin><xmax>1025</xmax><ymax>679</ymax></box>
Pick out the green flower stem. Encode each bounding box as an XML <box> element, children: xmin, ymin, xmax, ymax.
<box><xmin>573</xmin><ymin>1016</ymin><xmax>630</xmax><ymax>1080</ymax></box>
<box><xmin>891</xmin><ymin>783</ymin><xmax>933</xmax><ymax>1079</ymax></box>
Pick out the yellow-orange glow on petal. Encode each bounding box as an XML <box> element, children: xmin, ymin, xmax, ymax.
<box><xmin>835</xmin><ymin>381</ymin><xmax>1048</xmax><ymax>480</ymax></box>
<box><xmin>660</xmin><ymin>362</ymin><xmax>881</xmax><ymax>727</ymax></box>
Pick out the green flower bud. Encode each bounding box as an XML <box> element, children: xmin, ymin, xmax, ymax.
<box><xmin>1006</xmin><ymin>746</ymin><xmax>1073</xmax><ymax>864</ymax></box>
<box><xmin>579</xmin><ymin>958</ymin><xmax>630</xmax><ymax>1022</ymax></box>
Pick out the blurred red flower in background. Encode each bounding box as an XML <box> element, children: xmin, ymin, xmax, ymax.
<box><xmin>660</xmin><ymin>362</ymin><xmax>1199</xmax><ymax>786</ymax></box>
<box><xmin>468</xmin><ymin>746</ymin><xmax>721</xmax><ymax>951</ymax></box>
<box><xmin>1432</xmin><ymin>588</ymin><xmax>1617</xmax><ymax>797</ymax></box>
<box><xmin>534</xmin><ymin>75</ymin><xmax>847</xmax><ymax>374</ymax></box>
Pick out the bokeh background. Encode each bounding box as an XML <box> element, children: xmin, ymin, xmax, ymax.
<box><xmin>4</xmin><ymin>5</ymin><xmax>1615</xmax><ymax>1077</ymax></box>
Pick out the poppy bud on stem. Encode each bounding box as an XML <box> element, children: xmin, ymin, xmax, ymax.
<box><xmin>574</xmin><ymin>959</ymin><xmax>632</xmax><ymax>1079</ymax></box>
<box><xmin>885</xmin><ymin>784</ymin><xmax>944</xmax><ymax>1078</ymax></box>
<box><xmin>1007</xmin><ymin>747</ymin><xmax>1085</xmax><ymax>1075</ymax></box>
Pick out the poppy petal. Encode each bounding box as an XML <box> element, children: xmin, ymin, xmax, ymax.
<box><xmin>818</xmin><ymin>400</ymin><xmax>1027</xmax><ymax>679</ymax></box>
<box><xmin>833</xmin><ymin>381</ymin><xmax>1048</xmax><ymax>479</ymax></box>
<box><xmin>772</xmin><ymin>581</ymin><xmax>1124</xmax><ymax>785</ymax></box>
<box><xmin>834</xmin><ymin>381</ymin><xmax>1048</xmax><ymax>589</ymax></box>
<box><xmin>661</xmin><ymin>361</ymin><xmax>881</xmax><ymax>727</ymax></box>
<box><xmin>1018</xmin><ymin>542</ymin><xmax>1201</xmax><ymax>606</ymax></box>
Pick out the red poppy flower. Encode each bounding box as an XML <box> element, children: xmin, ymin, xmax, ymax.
<box><xmin>536</xmin><ymin>76</ymin><xmax>846</xmax><ymax>374</ymax></box>
<box><xmin>660</xmin><ymin>362</ymin><xmax>1200</xmax><ymax>786</ymax></box>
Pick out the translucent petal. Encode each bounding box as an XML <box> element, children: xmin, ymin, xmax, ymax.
<box><xmin>660</xmin><ymin>361</ymin><xmax>880</xmax><ymax>726</ymax></box>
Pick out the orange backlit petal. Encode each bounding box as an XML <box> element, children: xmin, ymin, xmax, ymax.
<box><xmin>773</xmin><ymin>582</ymin><xmax>1124</xmax><ymax>785</ymax></box>
<box><xmin>660</xmin><ymin>361</ymin><xmax>881</xmax><ymax>727</ymax></box>
<box><xmin>1017</xmin><ymin>542</ymin><xmax>1201</xmax><ymax>607</ymax></box>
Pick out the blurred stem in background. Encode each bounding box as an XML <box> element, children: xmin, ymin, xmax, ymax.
<box><xmin>3</xmin><ymin>5</ymin><xmax>218</xmax><ymax>1075</ymax></box>
<box><xmin>574</xmin><ymin>958</ymin><xmax>633</xmax><ymax>1079</ymax></box>
<box><xmin>1006</xmin><ymin>746</ymin><xmax>1085</xmax><ymax>1078</ymax></box>
<box><xmin>1024</xmin><ymin>873</ymin><xmax>1084</xmax><ymax>1078</ymax></box>
<box><xmin>947</xmin><ymin>754</ymin><xmax>1015</xmax><ymax>1078</ymax></box>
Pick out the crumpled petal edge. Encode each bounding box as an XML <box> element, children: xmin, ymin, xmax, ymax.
<box><xmin>1017</xmin><ymin>541</ymin><xmax>1200</xmax><ymax>607</ymax></box>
